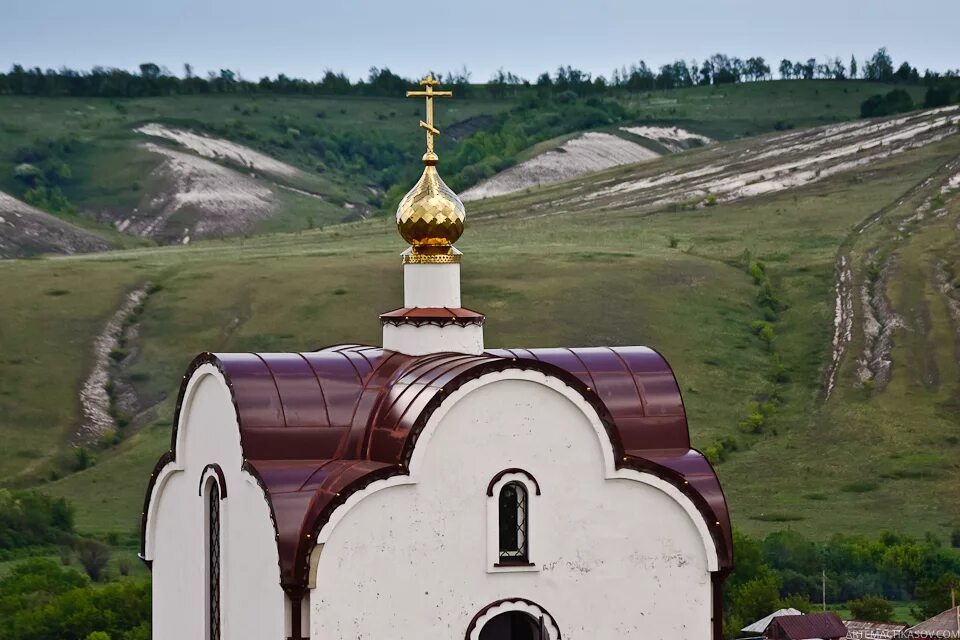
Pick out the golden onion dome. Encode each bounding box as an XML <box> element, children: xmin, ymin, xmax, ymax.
<box><xmin>397</xmin><ymin>75</ymin><xmax>465</xmax><ymax>264</ymax></box>
<box><xmin>396</xmin><ymin>164</ymin><xmax>465</xmax><ymax>250</ymax></box>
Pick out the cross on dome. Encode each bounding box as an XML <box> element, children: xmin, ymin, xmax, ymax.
<box><xmin>396</xmin><ymin>74</ymin><xmax>465</xmax><ymax>262</ymax></box>
<box><xmin>405</xmin><ymin>73</ymin><xmax>453</xmax><ymax>165</ymax></box>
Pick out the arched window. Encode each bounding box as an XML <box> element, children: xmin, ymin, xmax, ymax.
<box><xmin>498</xmin><ymin>482</ymin><xmax>528</xmax><ymax>562</ymax></box>
<box><xmin>479</xmin><ymin>611</ymin><xmax>543</xmax><ymax>640</ymax></box>
<box><xmin>207</xmin><ymin>481</ymin><xmax>221</xmax><ymax>640</ymax></box>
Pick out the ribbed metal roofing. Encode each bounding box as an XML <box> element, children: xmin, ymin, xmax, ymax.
<box><xmin>142</xmin><ymin>344</ymin><xmax>732</xmax><ymax>592</ymax></box>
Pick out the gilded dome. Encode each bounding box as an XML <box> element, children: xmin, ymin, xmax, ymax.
<box><xmin>396</xmin><ymin>164</ymin><xmax>465</xmax><ymax>250</ymax></box>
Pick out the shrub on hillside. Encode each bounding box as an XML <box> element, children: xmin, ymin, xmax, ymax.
<box><xmin>847</xmin><ymin>595</ymin><xmax>895</xmax><ymax>622</ymax></box>
<box><xmin>0</xmin><ymin>490</ymin><xmax>74</xmax><ymax>551</ymax></box>
<box><xmin>860</xmin><ymin>89</ymin><xmax>914</xmax><ymax>118</ymax></box>
<box><xmin>76</xmin><ymin>540</ymin><xmax>111</xmax><ymax>582</ymax></box>
<box><xmin>924</xmin><ymin>85</ymin><xmax>954</xmax><ymax>108</ymax></box>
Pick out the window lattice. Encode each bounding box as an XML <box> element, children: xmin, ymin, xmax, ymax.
<box><xmin>208</xmin><ymin>483</ymin><xmax>221</xmax><ymax>640</ymax></box>
<box><xmin>498</xmin><ymin>482</ymin><xmax>528</xmax><ymax>562</ymax></box>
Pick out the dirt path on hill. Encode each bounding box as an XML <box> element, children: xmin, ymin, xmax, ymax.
<box><xmin>822</xmin><ymin>154</ymin><xmax>960</xmax><ymax>397</ymax></box>
<box><xmin>76</xmin><ymin>283</ymin><xmax>154</xmax><ymax>443</ymax></box>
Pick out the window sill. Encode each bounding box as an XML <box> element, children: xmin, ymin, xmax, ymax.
<box><xmin>488</xmin><ymin>561</ymin><xmax>539</xmax><ymax>574</ymax></box>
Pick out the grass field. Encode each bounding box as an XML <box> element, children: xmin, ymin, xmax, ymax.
<box><xmin>0</xmin><ymin>81</ymin><xmax>957</xmax><ymax>547</ymax></box>
<box><xmin>0</xmin><ymin>119</ymin><xmax>954</xmax><ymax>542</ymax></box>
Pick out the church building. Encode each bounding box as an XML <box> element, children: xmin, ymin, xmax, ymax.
<box><xmin>140</xmin><ymin>75</ymin><xmax>733</xmax><ymax>640</ymax></box>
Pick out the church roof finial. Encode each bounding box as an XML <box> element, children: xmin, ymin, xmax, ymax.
<box><xmin>396</xmin><ymin>74</ymin><xmax>465</xmax><ymax>264</ymax></box>
<box><xmin>405</xmin><ymin>73</ymin><xmax>452</xmax><ymax>166</ymax></box>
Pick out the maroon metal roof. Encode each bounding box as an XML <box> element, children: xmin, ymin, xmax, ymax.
<box><xmin>767</xmin><ymin>612</ymin><xmax>847</xmax><ymax>640</ymax></box>
<box><xmin>142</xmin><ymin>345</ymin><xmax>732</xmax><ymax>593</ymax></box>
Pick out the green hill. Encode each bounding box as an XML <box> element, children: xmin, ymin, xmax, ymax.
<box><xmin>0</xmin><ymin>81</ymin><xmax>928</xmax><ymax>252</ymax></box>
<box><xmin>0</xmin><ymin>81</ymin><xmax>957</xmax><ymax>545</ymax></box>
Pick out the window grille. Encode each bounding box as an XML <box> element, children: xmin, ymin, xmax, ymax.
<box><xmin>498</xmin><ymin>482</ymin><xmax>528</xmax><ymax>562</ymax></box>
<box><xmin>208</xmin><ymin>482</ymin><xmax>221</xmax><ymax>640</ymax></box>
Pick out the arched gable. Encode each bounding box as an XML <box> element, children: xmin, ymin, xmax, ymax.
<box><xmin>315</xmin><ymin>368</ymin><xmax>720</xmax><ymax>572</ymax></box>
<box><xmin>141</xmin><ymin>345</ymin><xmax>732</xmax><ymax>595</ymax></box>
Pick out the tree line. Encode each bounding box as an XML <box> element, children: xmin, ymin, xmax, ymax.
<box><xmin>2</xmin><ymin>488</ymin><xmax>959</xmax><ymax>640</ymax></box>
<box><xmin>1</xmin><ymin>48</ymin><xmax>957</xmax><ymax>99</ymax></box>
<box><xmin>724</xmin><ymin>528</ymin><xmax>960</xmax><ymax>638</ymax></box>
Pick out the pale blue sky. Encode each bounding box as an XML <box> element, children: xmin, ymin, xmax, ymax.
<box><xmin>2</xmin><ymin>0</ymin><xmax>957</xmax><ymax>81</ymax></box>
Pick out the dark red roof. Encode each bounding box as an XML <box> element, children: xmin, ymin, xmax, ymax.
<box><xmin>766</xmin><ymin>612</ymin><xmax>847</xmax><ymax>640</ymax></box>
<box><xmin>379</xmin><ymin>306</ymin><xmax>485</xmax><ymax>326</ymax></box>
<box><xmin>142</xmin><ymin>345</ymin><xmax>732</xmax><ymax>593</ymax></box>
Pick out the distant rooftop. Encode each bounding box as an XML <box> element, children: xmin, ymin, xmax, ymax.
<box><xmin>742</xmin><ymin>608</ymin><xmax>802</xmax><ymax>634</ymax></box>
<box><xmin>906</xmin><ymin>605</ymin><xmax>960</xmax><ymax>638</ymax></box>
<box><xmin>843</xmin><ymin>619</ymin><xmax>908</xmax><ymax>640</ymax></box>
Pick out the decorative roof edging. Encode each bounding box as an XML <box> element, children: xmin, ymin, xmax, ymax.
<box><xmin>140</xmin><ymin>345</ymin><xmax>733</xmax><ymax>595</ymax></box>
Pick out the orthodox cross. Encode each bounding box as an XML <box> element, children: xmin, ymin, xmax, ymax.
<box><xmin>406</xmin><ymin>74</ymin><xmax>452</xmax><ymax>161</ymax></box>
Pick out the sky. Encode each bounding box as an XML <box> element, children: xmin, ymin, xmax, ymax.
<box><xmin>2</xmin><ymin>0</ymin><xmax>958</xmax><ymax>82</ymax></box>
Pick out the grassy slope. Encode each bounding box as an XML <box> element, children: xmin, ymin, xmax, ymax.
<box><xmin>0</xmin><ymin>94</ymin><xmax>510</xmax><ymax>236</ymax></box>
<box><xmin>0</xmin><ymin>133</ymin><xmax>950</xmax><ymax>539</ymax></box>
<box><xmin>0</xmin><ymin>81</ymin><xmax>952</xmax><ymax>539</ymax></box>
<box><xmin>617</xmin><ymin>80</ymin><xmax>928</xmax><ymax>140</ymax></box>
<box><xmin>0</xmin><ymin>81</ymin><xmax>925</xmax><ymax>238</ymax></box>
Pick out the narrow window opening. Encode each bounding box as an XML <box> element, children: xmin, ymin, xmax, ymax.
<box><xmin>498</xmin><ymin>482</ymin><xmax>528</xmax><ymax>563</ymax></box>
<box><xmin>207</xmin><ymin>482</ymin><xmax>221</xmax><ymax>640</ymax></box>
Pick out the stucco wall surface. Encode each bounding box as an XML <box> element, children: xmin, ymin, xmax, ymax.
<box><xmin>311</xmin><ymin>373</ymin><xmax>713</xmax><ymax>639</ymax></box>
<box><xmin>147</xmin><ymin>367</ymin><xmax>286</xmax><ymax>640</ymax></box>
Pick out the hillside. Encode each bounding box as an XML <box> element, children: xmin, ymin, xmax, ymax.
<box><xmin>0</xmin><ymin>93</ymin><xmax>510</xmax><ymax>252</ymax></box>
<box><xmin>0</xmin><ymin>190</ymin><xmax>110</xmax><ymax>257</ymax></box>
<box><xmin>0</xmin><ymin>97</ymin><xmax>955</xmax><ymax>548</ymax></box>
<box><xmin>0</xmin><ymin>81</ymin><xmax>928</xmax><ymax>257</ymax></box>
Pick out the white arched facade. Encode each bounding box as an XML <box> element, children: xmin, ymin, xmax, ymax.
<box><xmin>310</xmin><ymin>369</ymin><xmax>718</xmax><ymax>640</ymax></box>
<box><xmin>144</xmin><ymin>365</ymin><xmax>286</xmax><ymax>640</ymax></box>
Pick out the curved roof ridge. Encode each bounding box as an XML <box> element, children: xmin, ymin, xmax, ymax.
<box><xmin>141</xmin><ymin>344</ymin><xmax>732</xmax><ymax>593</ymax></box>
<box><xmin>607</xmin><ymin>346</ymin><xmax>647</xmax><ymax>414</ymax></box>
<box><xmin>296</xmin><ymin>352</ymin><xmax>333</xmax><ymax>428</ymax></box>
<box><xmin>564</xmin><ymin>347</ymin><xmax>600</xmax><ymax>392</ymax></box>
<box><xmin>253</xmin><ymin>353</ymin><xmax>289</xmax><ymax>427</ymax></box>
<box><xmin>362</xmin><ymin>352</ymin><xmax>485</xmax><ymax>457</ymax></box>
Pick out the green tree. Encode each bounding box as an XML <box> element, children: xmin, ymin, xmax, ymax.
<box><xmin>847</xmin><ymin>595</ymin><xmax>895</xmax><ymax>622</ymax></box>
<box><xmin>730</xmin><ymin>574</ymin><xmax>783</xmax><ymax>624</ymax></box>
<box><xmin>76</xmin><ymin>540</ymin><xmax>110</xmax><ymax>582</ymax></box>
<box><xmin>780</xmin><ymin>593</ymin><xmax>814</xmax><ymax>613</ymax></box>
<box><xmin>864</xmin><ymin>47</ymin><xmax>895</xmax><ymax>82</ymax></box>
<box><xmin>0</xmin><ymin>489</ymin><xmax>75</xmax><ymax>550</ymax></box>
<box><xmin>138</xmin><ymin>63</ymin><xmax>160</xmax><ymax>80</ymax></box>
<box><xmin>925</xmin><ymin>85</ymin><xmax>954</xmax><ymax>108</ymax></box>
<box><xmin>3</xmin><ymin>579</ymin><xmax>150</xmax><ymax>640</ymax></box>
<box><xmin>779</xmin><ymin>59</ymin><xmax>793</xmax><ymax>80</ymax></box>
<box><xmin>913</xmin><ymin>573</ymin><xmax>960</xmax><ymax>619</ymax></box>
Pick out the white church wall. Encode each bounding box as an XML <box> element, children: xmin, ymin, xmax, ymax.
<box><xmin>403</xmin><ymin>262</ymin><xmax>462</xmax><ymax>307</ymax></box>
<box><xmin>382</xmin><ymin>322</ymin><xmax>483</xmax><ymax>356</ymax></box>
<box><xmin>147</xmin><ymin>366</ymin><xmax>286</xmax><ymax>640</ymax></box>
<box><xmin>310</xmin><ymin>370</ymin><xmax>714</xmax><ymax>640</ymax></box>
